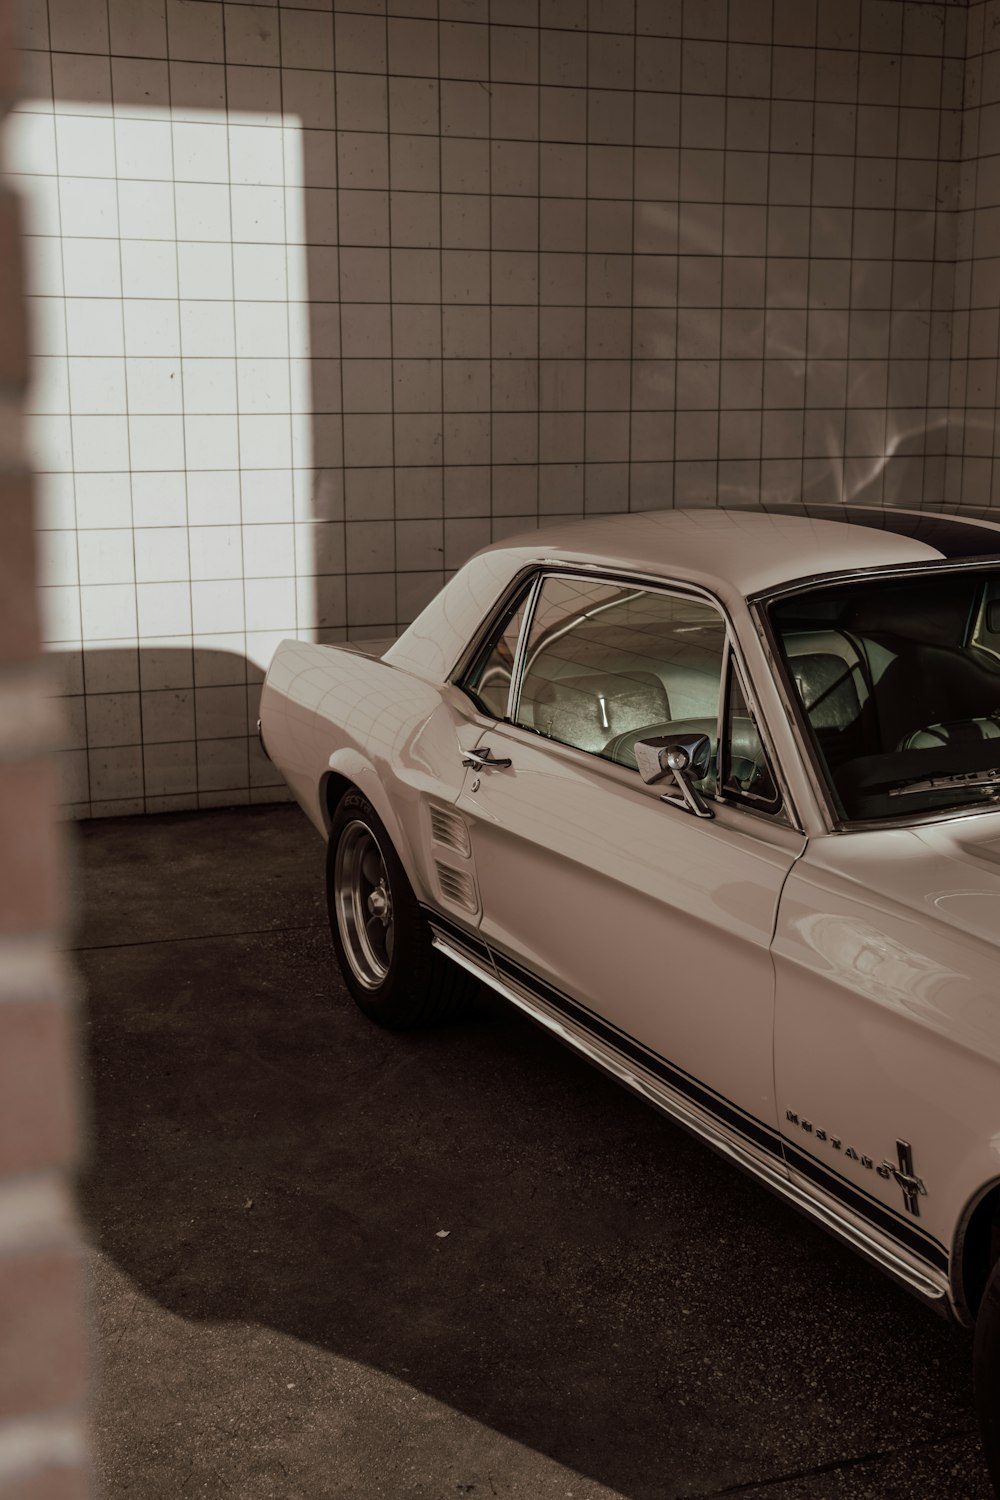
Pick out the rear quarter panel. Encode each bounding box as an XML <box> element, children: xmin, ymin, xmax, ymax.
<box><xmin>259</xmin><ymin>639</ymin><xmax>487</xmax><ymax>901</ymax></box>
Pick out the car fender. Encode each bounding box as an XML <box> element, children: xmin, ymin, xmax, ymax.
<box><xmin>321</xmin><ymin>747</ymin><xmax>428</xmax><ymax>903</ymax></box>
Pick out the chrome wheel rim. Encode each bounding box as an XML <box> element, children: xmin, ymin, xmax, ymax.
<box><xmin>334</xmin><ymin>820</ymin><xmax>394</xmax><ymax>990</ymax></box>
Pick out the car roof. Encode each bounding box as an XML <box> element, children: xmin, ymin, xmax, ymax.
<box><xmin>493</xmin><ymin>504</ymin><xmax>1000</xmax><ymax>598</ymax></box>
<box><xmin>384</xmin><ymin>504</ymin><xmax>1000</xmax><ymax>684</ymax></box>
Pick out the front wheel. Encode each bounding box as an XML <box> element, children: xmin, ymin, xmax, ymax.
<box><xmin>326</xmin><ymin>788</ymin><xmax>478</xmax><ymax>1028</ymax></box>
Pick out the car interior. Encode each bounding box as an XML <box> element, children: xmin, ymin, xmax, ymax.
<box><xmin>770</xmin><ymin>570</ymin><xmax>1000</xmax><ymax>820</ymax></box>
<box><xmin>467</xmin><ymin>578</ymin><xmax>778</xmax><ymax>804</ymax></box>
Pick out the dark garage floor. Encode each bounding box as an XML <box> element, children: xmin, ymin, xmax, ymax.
<box><xmin>71</xmin><ymin>804</ymin><xmax>993</xmax><ymax>1500</ymax></box>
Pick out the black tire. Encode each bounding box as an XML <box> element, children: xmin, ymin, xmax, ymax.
<box><xmin>326</xmin><ymin>788</ymin><xmax>478</xmax><ymax>1028</ymax></box>
<box><xmin>975</xmin><ymin>1256</ymin><xmax>1000</xmax><ymax>1496</ymax></box>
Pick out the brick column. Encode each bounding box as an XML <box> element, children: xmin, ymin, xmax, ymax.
<box><xmin>0</xmin><ymin>5</ymin><xmax>90</xmax><ymax>1496</ymax></box>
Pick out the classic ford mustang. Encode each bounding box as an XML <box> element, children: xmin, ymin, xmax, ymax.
<box><xmin>259</xmin><ymin>504</ymin><xmax>1000</xmax><ymax>1486</ymax></box>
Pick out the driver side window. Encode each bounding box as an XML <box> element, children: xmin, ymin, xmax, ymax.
<box><xmin>511</xmin><ymin>576</ymin><xmax>726</xmax><ymax>782</ymax></box>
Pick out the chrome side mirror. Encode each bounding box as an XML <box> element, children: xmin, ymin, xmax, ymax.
<box><xmin>634</xmin><ymin>732</ymin><xmax>714</xmax><ymax>819</ymax></box>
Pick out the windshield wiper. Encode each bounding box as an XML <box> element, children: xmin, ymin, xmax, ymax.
<box><xmin>887</xmin><ymin>766</ymin><xmax>1000</xmax><ymax>797</ymax></box>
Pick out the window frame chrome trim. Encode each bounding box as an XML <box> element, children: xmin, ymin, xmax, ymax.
<box><xmin>449</xmin><ymin>564</ymin><xmax>541</xmax><ymax>720</ymax></box>
<box><xmin>455</xmin><ymin>558</ymin><xmax>803</xmax><ymax>834</ymax></box>
<box><xmin>504</xmin><ymin>569</ymin><xmax>544</xmax><ymax>720</ymax></box>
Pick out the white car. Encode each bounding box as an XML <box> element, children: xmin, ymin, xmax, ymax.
<box><xmin>260</xmin><ymin>505</ymin><xmax>1000</xmax><ymax>1485</ymax></box>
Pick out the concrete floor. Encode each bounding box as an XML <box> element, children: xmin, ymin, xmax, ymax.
<box><xmin>71</xmin><ymin>804</ymin><xmax>993</xmax><ymax>1500</ymax></box>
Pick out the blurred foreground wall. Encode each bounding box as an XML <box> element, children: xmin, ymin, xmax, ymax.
<box><xmin>0</xmin><ymin>0</ymin><xmax>88</xmax><ymax>1492</ymax></box>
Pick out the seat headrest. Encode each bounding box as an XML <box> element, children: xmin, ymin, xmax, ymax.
<box><xmin>529</xmin><ymin>670</ymin><xmax>670</xmax><ymax>752</ymax></box>
<box><xmin>787</xmin><ymin>653</ymin><xmax>861</xmax><ymax>729</ymax></box>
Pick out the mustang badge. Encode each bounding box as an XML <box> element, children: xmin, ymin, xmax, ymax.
<box><xmin>785</xmin><ymin>1112</ymin><xmax>928</xmax><ymax>1217</ymax></box>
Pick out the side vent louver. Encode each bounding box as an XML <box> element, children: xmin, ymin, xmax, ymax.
<box><xmin>429</xmin><ymin>805</ymin><xmax>471</xmax><ymax>857</ymax></box>
<box><xmin>435</xmin><ymin>861</ymin><xmax>479</xmax><ymax>913</ymax></box>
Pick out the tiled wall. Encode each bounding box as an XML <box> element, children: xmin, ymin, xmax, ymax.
<box><xmin>951</xmin><ymin>0</ymin><xmax>1000</xmax><ymax>506</ymax></box>
<box><xmin>5</xmin><ymin>0</ymin><xmax>973</xmax><ymax>816</ymax></box>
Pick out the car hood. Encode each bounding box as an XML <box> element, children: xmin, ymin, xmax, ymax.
<box><xmin>909</xmin><ymin>814</ymin><xmax>1000</xmax><ymax>947</ymax></box>
<box><xmin>802</xmin><ymin>811</ymin><xmax>1000</xmax><ymax>953</ymax></box>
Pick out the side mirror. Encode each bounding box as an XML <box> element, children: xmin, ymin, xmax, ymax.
<box><xmin>633</xmin><ymin>732</ymin><xmax>714</xmax><ymax>819</ymax></box>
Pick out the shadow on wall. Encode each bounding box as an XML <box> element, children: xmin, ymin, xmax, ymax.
<box><xmin>52</xmin><ymin>645</ymin><xmax>291</xmax><ymax>814</ymax></box>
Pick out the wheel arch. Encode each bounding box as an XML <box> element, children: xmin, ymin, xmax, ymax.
<box><xmin>319</xmin><ymin>751</ymin><xmax>427</xmax><ymax>902</ymax></box>
<box><xmin>955</xmin><ymin>1178</ymin><xmax>1000</xmax><ymax>1325</ymax></box>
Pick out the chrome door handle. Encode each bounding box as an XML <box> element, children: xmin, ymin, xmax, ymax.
<box><xmin>462</xmin><ymin>746</ymin><xmax>512</xmax><ymax>771</ymax></box>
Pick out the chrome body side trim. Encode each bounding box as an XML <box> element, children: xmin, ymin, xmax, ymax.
<box><xmin>430</xmin><ymin>931</ymin><xmax>951</xmax><ymax>1313</ymax></box>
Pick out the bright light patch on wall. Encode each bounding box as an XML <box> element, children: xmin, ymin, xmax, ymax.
<box><xmin>4</xmin><ymin>96</ymin><xmax>317</xmax><ymax>815</ymax></box>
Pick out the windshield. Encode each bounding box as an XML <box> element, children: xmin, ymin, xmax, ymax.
<box><xmin>768</xmin><ymin>568</ymin><xmax>1000</xmax><ymax>822</ymax></box>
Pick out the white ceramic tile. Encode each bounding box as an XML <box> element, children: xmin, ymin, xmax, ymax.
<box><xmin>188</xmin><ymin>469</ymin><xmax>241</xmax><ymax>525</ymax></box>
<box><xmin>26</xmin><ymin>356</ymin><xmax>68</xmax><ymax>417</ymax></box>
<box><xmin>130</xmin><ymin>415</ymin><xmax>185</xmax><ymax>470</ymax></box>
<box><xmin>232</xmin><ymin>243</ymin><xmax>287</xmax><ymax>301</ymax></box>
<box><xmin>126</xmin><ymin>358</ymin><xmax>183</xmax><ymax>415</ymax></box>
<box><xmin>132</xmin><ymin>471</ymin><xmax>188</xmax><ymax>528</ymax></box>
<box><xmin>227</xmin><ymin>65</ymin><xmax>282</xmax><ymax>127</ymax></box>
<box><xmin>109</xmin><ymin>0</ymin><xmax>167</xmax><ymax>57</ymax></box>
<box><xmin>172</xmin><ymin>121</ymin><xmax>229</xmax><ymax>183</ymax></box>
<box><xmin>244</xmin><ymin>576</ymin><xmax>296</xmax><ymax>631</ymax></box>
<box><xmin>240</xmin><ymin>468</ymin><xmax>293</xmax><ymax>525</ymax></box>
<box><xmin>72</xmin><ymin>415</ymin><xmax>131</xmax><ymax>472</ymax></box>
<box><xmin>194</xmin><ymin>683</ymin><xmax>248</xmax><ymax>739</ymax></box>
<box><xmin>143</xmin><ymin>741</ymin><xmax>197</xmax><ymax>796</ymax></box>
<box><xmin>25</xmin><ymin>297</ymin><xmax>65</xmax><ymax>359</ymax></box>
<box><xmin>140</xmin><ymin>688</ymin><xmax>194</xmax><ymax>743</ymax></box>
<box><xmin>184</xmin><ymin>414</ymin><xmax>240</xmax><ymax>468</ymax></box>
<box><xmin>124</xmin><ymin>299</ymin><xmax>181</xmax><ymax>361</ymax></box>
<box><xmin>17</xmin><ymin>177</ymin><xmax>60</xmax><ymax>240</ymax></box>
<box><xmin>230</xmin><ymin>185</ymin><xmax>284</xmax><ymax>243</ymax></box>
<box><xmin>80</xmin><ymin>582</ymin><xmax>138</xmax><ymax>640</ymax></box>
<box><xmin>40</xmin><ymin>586</ymin><xmax>82</xmax><ymax>644</ymax></box>
<box><xmin>3</xmin><ymin>112</ymin><xmax>57</xmax><ymax>176</ymax></box>
<box><xmin>180</xmin><ymin>300</ymin><xmax>236</xmax><ymax>357</ymax></box>
<box><xmin>58</xmin><ymin>178</ymin><xmax>119</xmax><ymax>240</ymax></box>
<box><xmin>229</xmin><ymin>124</ymin><xmax>285</xmax><ymax>187</ymax></box>
<box><xmin>236</xmin><ymin>359</ymin><xmax>288</xmax><ymax>414</ymax></box>
<box><xmin>22</xmin><ymin>236</ymin><xmax>62</xmax><ymax>298</ymax></box>
<box><xmin>34</xmin><ymin>473</ymin><xmax>76</xmax><ymax>532</ymax></box>
<box><xmin>167</xmin><ymin>0</ymin><xmax>224</xmax><ymax>63</ymax></box>
<box><xmin>175</xmin><ymin>181</ymin><xmax>231</xmax><ymax>242</ymax></box>
<box><xmin>61</xmin><ymin>238</ymin><xmax>121</xmax><ymax>297</ymax></box>
<box><xmin>67</xmin><ymin>357</ymin><xmax>127</xmax><ymax>416</ymax></box>
<box><xmin>75</xmin><ymin>473</ymin><xmax>133</xmax><ymax>529</ymax></box>
<box><xmin>239</xmin><ymin>413</ymin><xmax>291</xmax><ymax>468</ymax></box>
<box><xmin>16</xmin><ymin>50</ymin><xmax>55</xmax><ymax>109</ymax></box>
<box><xmin>234</xmin><ymin>301</ymin><xmax>288</xmax><ymax>357</ymax></box>
<box><xmin>136</xmin><ymin>582</ymin><xmax>193</xmax><ymax>637</ymax></box>
<box><xmin>78</xmin><ymin>528</ymin><xmax>135</xmax><ymax>585</ymax></box>
<box><xmin>191</xmin><ymin>577</ymin><xmax>244</xmax><ymax>632</ymax></box>
<box><xmin>115</xmin><ymin>117</ymin><xmax>174</xmax><ymax>180</ymax></box>
<box><xmin>63</xmin><ymin>298</ymin><xmax>121</xmax><ymax>358</ymax></box>
<box><xmin>240</xmin><ymin>522</ymin><xmax>293</xmax><ymax>580</ymax></box>
<box><xmin>177</xmin><ymin>241</ymin><xmax>234</xmax><ymax>300</ymax></box>
<box><xmin>121</xmin><ymin>239</ymin><xmax>179</xmax><ymax>298</ymax></box>
<box><xmin>38</xmin><ymin>529</ymin><xmax>79</xmax><ymax>587</ymax></box>
<box><xmin>179</xmin><ymin>357</ymin><xmax>235</xmax><ymax>415</ymax></box>
<box><xmin>85</xmin><ymin>691</ymin><xmax>142</xmax><ymax>750</ymax></box>
<box><xmin>54</xmin><ymin>112</ymin><xmax>116</xmax><ymax>179</ymax></box>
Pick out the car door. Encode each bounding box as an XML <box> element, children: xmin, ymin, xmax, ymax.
<box><xmin>454</xmin><ymin>570</ymin><xmax>806</xmax><ymax>1160</ymax></box>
